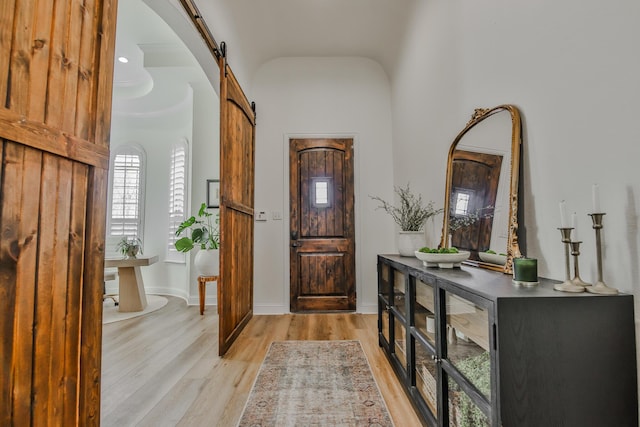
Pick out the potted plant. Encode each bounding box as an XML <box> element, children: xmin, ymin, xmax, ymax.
<box><xmin>116</xmin><ymin>236</ymin><xmax>143</xmax><ymax>259</ymax></box>
<box><xmin>175</xmin><ymin>202</ymin><xmax>220</xmax><ymax>276</ymax></box>
<box><xmin>371</xmin><ymin>183</ymin><xmax>443</xmax><ymax>256</ymax></box>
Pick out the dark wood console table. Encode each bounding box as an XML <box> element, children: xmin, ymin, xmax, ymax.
<box><xmin>377</xmin><ymin>254</ymin><xmax>637</xmax><ymax>427</ymax></box>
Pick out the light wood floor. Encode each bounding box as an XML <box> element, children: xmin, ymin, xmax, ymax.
<box><xmin>101</xmin><ymin>296</ymin><xmax>422</xmax><ymax>426</ymax></box>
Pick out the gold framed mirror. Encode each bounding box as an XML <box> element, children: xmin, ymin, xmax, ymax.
<box><xmin>440</xmin><ymin>105</ymin><xmax>522</xmax><ymax>273</ymax></box>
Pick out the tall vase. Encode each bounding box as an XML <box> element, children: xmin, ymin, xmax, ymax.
<box><xmin>397</xmin><ymin>231</ymin><xmax>425</xmax><ymax>257</ymax></box>
<box><xmin>194</xmin><ymin>248</ymin><xmax>220</xmax><ymax>276</ymax></box>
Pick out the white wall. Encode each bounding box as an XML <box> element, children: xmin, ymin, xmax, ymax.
<box><xmin>392</xmin><ymin>0</ymin><xmax>640</xmax><ymax>371</ymax></box>
<box><xmin>107</xmin><ymin>81</ymin><xmax>219</xmax><ymax>303</ymax></box>
<box><xmin>251</xmin><ymin>57</ymin><xmax>396</xmax><ymax>313</ymax></box>
<box><xmin>187</xmin><ymin>81</ymin><xmax>220</xmax><ymax>305</ymax></box>
<box><xmin>108</xmin><ymin>89</ymin><xmax>194</xmax><ymax>299</ymax></box>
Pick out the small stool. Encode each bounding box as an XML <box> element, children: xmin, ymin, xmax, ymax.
<box><xmin>198</xmin><ymin>275</ymin><xmax>218</xmax><ymax>315</ymax></box>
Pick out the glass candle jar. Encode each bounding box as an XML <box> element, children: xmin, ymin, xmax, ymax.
<box><xmin>513</xmin><ymin>257</ymin><xmax>538</xmax><ymax>286</ymax></box>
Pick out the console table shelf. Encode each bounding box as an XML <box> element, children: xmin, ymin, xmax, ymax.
<box><xmin>377</xmin><ymin>254</ymin><xmax>638</xmax><ymax>427</ymax></box>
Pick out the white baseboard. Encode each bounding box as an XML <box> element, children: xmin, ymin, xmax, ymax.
<box><xmin>102</xmin><ymin>287</ymin><xmax>377</xmax><ymax>314</ymax></box>
<box><xmin>187</xmin><ymin>295</ymin><xmax>217</xmax><ymax>306</ymax></box>
<box><xmin>103</xmin><ymin>285</ymin><xmax>190</xmax><ymax>304</ymax></box>
<box><xmin>252</xmin><ymin>304</ymin><xmax>377</xmax><ymax>315</ymax></box>
<box><xmin>145</xmin><ymin>286</ymin><xmax>188</xmax><ymax>301</ymax></box>
<box><xmin>254</xmin><ymin>304</ymin><xmax>288</xmax><ymax>315</ymax></box>
<box><xmin>358</xmin><ymin>304</ymin><xmax>378</xmax><ymax>314</ymax></box>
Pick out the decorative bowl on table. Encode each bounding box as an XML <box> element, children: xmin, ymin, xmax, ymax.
<box><xmin>478</xmin><ymin>251</ymin><xmax>507</xmax><ymax>266</ymax></box>
<box><xmin>415</xmin><ymin>250</ymin><xmax>470</xmax><ymax>269</ymax></box>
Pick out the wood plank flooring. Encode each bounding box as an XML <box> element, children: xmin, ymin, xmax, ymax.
<box><xmin>101</xmin><ymin>296</ymin><xmax>422</xmax><ymax>426</ymax></box>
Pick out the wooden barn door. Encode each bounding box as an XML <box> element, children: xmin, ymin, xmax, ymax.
<box><xmin>218</xmin><ymin>54</ymin><xmax>255</xmax><ymax>356</ymax></box>
<box><xmin>0</xmin><ymin>0</ymin><xmax>117</xmax><ymax>425</ymax></box>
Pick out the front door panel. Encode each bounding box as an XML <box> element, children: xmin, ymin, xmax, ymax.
<box><xmin>289</xmin><ymin>138</ymin><xmax>355</xmax><ymax>312</ymax></box>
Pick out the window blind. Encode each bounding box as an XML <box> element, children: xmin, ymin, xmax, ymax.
<box><xmin>166</xmin><ymin>140</ymin><xmax>189</xmax><ymax>262</ymax></box>
<box><xmin>108</xmin><ymin>146</ymin><xmax>145</xmax><ymax>243</ymax></box>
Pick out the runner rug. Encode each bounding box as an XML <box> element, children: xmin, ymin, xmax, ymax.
<box><xmin>237</xmin><ymin>340</ymin><xmax>393</xmax><ymax>427</ymax></box>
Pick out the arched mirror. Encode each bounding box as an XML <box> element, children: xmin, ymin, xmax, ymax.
<box><xmin>440</xmin><ymin>105</ymin><xmax>522</xmax><ymax>273</ymax></box>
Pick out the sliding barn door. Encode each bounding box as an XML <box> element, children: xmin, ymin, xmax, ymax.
<box><xmin>0</xmin><ymin>0</ymin><xmax>117</xmax><ymax>424</ymax></box>
<box><xmin>218</xmin><ymin>57</ymin><xmax>255</xmax><ymax>356</ymax></box>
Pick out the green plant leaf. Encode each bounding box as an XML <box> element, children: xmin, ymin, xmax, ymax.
<box><xmin>198</xmin><ymin>202</ymin><xmax>212</xmax><ymax>218</ymax></box>
<box><xmin>191</xmin><ymin>228</ymin><xmax>205</xmax><ymax>243</ymax></box>
<box><xmin>173</xmin><ymin>202</ymin><xmax>219</xmax><ymax>253</ymax></box>
<box><xmin>176</xmin><ymin>216</ymin><xmax>196</xmax><ymax>236</ymax></box>
<box><xmin>175</xmin><ymin>237</ymin><xmax>195</xmax><ymax>252</ymax></box>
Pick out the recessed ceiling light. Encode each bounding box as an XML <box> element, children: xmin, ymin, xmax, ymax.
<box><xmin>118</xmin><ymin>56</ymin><xmax>129</xmax><ymax>63</ymax></box>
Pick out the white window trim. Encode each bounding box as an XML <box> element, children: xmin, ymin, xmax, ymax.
<box><xmin>166</xmin><ymin>138</ymin><xmax>189</xmax><ymax>263</ymax></box>
<box><xmin>107</xmin><ymin>143</ymin><xmax>147</xmax><ymax>254</ymax></box>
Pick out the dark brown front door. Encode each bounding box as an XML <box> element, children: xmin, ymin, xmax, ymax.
<box><xmin>289</xmin><ymin>138</ymin><xmax>355</xmax><ymax>312</ymax></box>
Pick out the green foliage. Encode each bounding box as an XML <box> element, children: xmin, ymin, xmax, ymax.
<box><xmin>175</xmin><ymin>203</ymin><xmax>219</xmax><ymax>252</ymax></box>
<box><xmin>419</xmin><ymin>246</ymin><xmax>459</xmax><ymax>254</ymax></box>
<box><xmin>370</xmin><ymin>183</ymin><xmax>443</xmax><ymax>232</ymax></box>
<box><xmin>484</xmin><ymin>250</ymin><xmax>507</xmax><ymax>256</ymax></box>
<box><xmin>116</xmin><ymin>236</ymin><xmax>143</xmax><ymax>257</ymax></box>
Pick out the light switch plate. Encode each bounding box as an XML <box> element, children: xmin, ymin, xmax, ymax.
<box><xmin>256</xmin><ymin>211</ymin><xmax>267</xmax><ymax>221</ymax></box>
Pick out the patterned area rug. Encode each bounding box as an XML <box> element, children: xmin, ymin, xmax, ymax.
<box><xmin>238</xmin><ymin>340</ymin><xmax>394</xmax><ymax>427</ymax></box>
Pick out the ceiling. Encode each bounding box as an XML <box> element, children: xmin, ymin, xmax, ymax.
<box><xmin>195</xmin><ymin>0</ymin><xmax>415</xmax><ymax>79</ymax></box>
<box><xmin>112</xmin><ymin>0</ymin><xmax>415</xmax><ymax>116</ymax></box>
<box><xmin>112</xmin><ymin>0</ymin><xmax>209</xmax><ymax>117</ymax></box>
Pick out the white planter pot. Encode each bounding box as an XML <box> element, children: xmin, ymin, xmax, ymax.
<box><xmin>194</xmin><ymin>248</ymin><xmax>220</xmax><ymax>276</ymax></box>
<box><xmin>397</xmin><ymin>231</ymin><xmax>425</xmax><ymax>257</ymax></box>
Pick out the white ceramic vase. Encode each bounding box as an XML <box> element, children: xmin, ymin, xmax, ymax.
<box><xmin>194</xmin><ymin>248</ymin><xmax>220</xmax><ymax>276</ymax></box>
<box><xmin>397</xmin><ymin>231</ymin><xmax>425</xmax><ymax>257</ymax></box>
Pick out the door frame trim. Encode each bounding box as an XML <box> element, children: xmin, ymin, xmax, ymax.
<box><xmin>282</xmin><ymin>133</ymin><xmax>362</xmax><ymax>313</ymax></box>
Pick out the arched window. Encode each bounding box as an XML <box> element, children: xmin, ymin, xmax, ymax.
<box><xmin>166</xmin><ymin>138</ymin><xmax>189</xmax><ymax>262</ymax></box>
<box><xmin>108</xmin><ymin>144</ymin><xmax>146</xmax><ymax>242</ymax></box>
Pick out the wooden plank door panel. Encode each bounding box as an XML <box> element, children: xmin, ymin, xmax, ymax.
<box><xmin>290</xmin><ymin>138</ymin><xmax>355</xmax><ymax>312</ymax></box>
<box><xmin>0</xmin><ymin>0</ymin><xmax>116</xmax><ymax>424</ymax></box>
<box><xmin>218</xmin><ymin>59</ymin><xmax>255</xmax><ymax>356</ymax></box>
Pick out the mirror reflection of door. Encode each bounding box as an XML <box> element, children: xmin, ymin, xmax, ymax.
<box><xmin>289</xmin><ymin>138</ymin><xmax>355</xmax><ymax>312</ymax></box>
<box><xmin>450</xmin><ymin>150</ymin><xmax>502</xmax><ymax>260</ymax></box>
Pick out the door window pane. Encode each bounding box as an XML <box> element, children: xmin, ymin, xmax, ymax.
<box><xmin>311</xmin><ymin>177</ymin><xmax>332</xmax><ymax>208</ymax></box>
<box><xmin>315</xmin><ymin>181</ymin><xmax>328</xmax><ymax>204</ymax></box>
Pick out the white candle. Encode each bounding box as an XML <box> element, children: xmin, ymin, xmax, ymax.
<box><xmin>559</xmin><ymin>200</ymin><xmax>568</xmax><ymax>228</ymax></box>
<box><xmin>592</xmin><ymin>184</ymin><xmax>601</xmax><ymax>213</ymax></box>
<box><xmin>571</xmin><ymin>212</ymin><xmax>579</xmax><ymax>241</ymax></box>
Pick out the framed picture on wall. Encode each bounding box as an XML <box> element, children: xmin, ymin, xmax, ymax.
<box><xmin>207</xmin><ymin>179</ymin><xmax>220</xmax><ymax>208</ymax></box>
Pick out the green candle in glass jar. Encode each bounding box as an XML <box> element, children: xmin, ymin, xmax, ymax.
<box><xmin>513</xmin><ymin>257</ymin><xmax>538</xmax><ymax>284</ymax></box>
